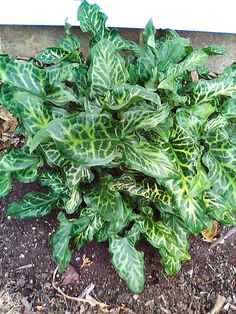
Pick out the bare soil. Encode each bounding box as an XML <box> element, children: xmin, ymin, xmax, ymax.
<box><xmin>0</xmin><ymin>180</ymin><xmax>236</xmax><ymax>314</ymax></box>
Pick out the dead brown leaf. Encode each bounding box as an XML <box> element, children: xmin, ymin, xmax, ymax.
<box><xmin>61</xmin><ymin>264</ymin><xmax>79</xmax><ymax>286</ymax></box>
<box><xmin>0</xmin><ymin>106</ymin><xmax>19</xmax><ymax>153</ymax></box>
<box><xmin>0</xmin><ymin>106</ymin><xmax>17</xmax><ymax>134</ymax></box>
<box><xmin>80</xmin><ymin>254</ymin><xmax>93</xmax><ymax>269</ymax></box>
<box><xmin>202</xmin><ymin>221</ymin><xmax>218</xmax><ymax>243</ymax></box>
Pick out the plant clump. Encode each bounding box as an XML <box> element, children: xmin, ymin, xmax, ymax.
<box><xmin>0</xmin><ymin>0</ymin><xmax>236</xmax><ymax>293</ymax></box>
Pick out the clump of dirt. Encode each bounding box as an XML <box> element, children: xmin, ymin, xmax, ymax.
<box><xmin>0</xmin><ymin>180</ymin><xmax>236</xmax><ymax>314</ymax></box>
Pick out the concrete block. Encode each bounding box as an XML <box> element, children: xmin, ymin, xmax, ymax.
<box><xmin>0</xmin><ymin>26</ymin><xmax>235</xmax><ymax>72</ymax></box>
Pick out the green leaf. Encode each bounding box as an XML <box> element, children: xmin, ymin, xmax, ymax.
<box><xmin>74</xmin><ymin>207</ymin><xmax>103</xmax><ymax>249</ymax></box>
<box><xmin>64</xmin><ymin>163</ymin><xmax>94</xmax><ymax>187</ymax></box>
<box><xmin>84</xmin><ymin>173</ymin><xmax>124</xmax><ymax>221</ymax></box>
<box><xmin>64</xmin><ymin>189</ymin><xmax>82</xmax><ymax>214</ymax></box>
<box><xmin>117</xmin><ymin>103</ymin><xmax>171</xmax><ymax>136</ymax></box>
<box><xmin>223</xmin><ymin>62</ymin><xmax>236</xmax><ymax>77</ymax></box>
<box><xmin>188</xmin><ymin>162</ymin><xmax>211</xmax><ymax>197</ymax></box>
<box><xmin>158</xmin><ymin>50</ymin><xmax>208</xmax><ymax>91</ymax></box>
<box><xmin>78</xmin><ymin>0</ymin><xmax>107</xmax><ymax>38</ymax></box>
<box><xmin>50</xmin><ymin>106</ymin><xmax>71</xmax><ymax>119</ymax></box>
<box><xmin>162</xmin><ymin>214</ymin><xmax>189</xmax><ymax>250</ymax></box>
<box><xmin>29</xmin><ymin>129</ymin><xmax>50</xmax><ymax>153</ymax></box>
<box><xmin>164</xmin><ymin>181</ymin><xmax>206</xmax><ymax>234</ymax></box>
<box><xmin>203</xmin><ymin>150</ymin><xmax>236</xmax><ymax>205</ymax></box>
<box><xmin>0</xmin><ymin>83</ymin><xmax>19</xmax><ymax>116</ymax></box>
<box><xmin>111</xmin><ymin>174</ymin><xmax>172</xmax><ymax>211</ymax></box>
<box><xmin>51</xmin><ymin>212</ymin><xmax>72</xmax><ymax>272</ymax></box>
<box><xmin>105</xmin><ymin>29</ymin><xmax>139</xmax><ymax>51</ymax></box>
<box><xmin>78</xmin><ymin>1</ymin><xmax>138</xmax><ymax>51</ymax></box>
<box><xmin>175</xmin><ymin>108</ymin><xmax>204</xmax><ymax>140</ymax></box>
<box><xmin>168</xmin><ymin>50</ymin><xmax>208</xmax><ymax>76</ymax></box>
<box><xmin>136</xmin><ymin>46</ymin><xmax>157</xmax><ymax>83</ymax></box>
<box><xmin>175</xmin><ymin>195</ymin><xmax>206</xmax><ymax>234</ymax></box>
<box><xmin>0</xmin><ymin>55</ymin><xmax>45</xmax><ymax>96</ymax></box>
<box><xmin>7</xmin><ymin>191</ymin><xmax>58</xmax><ymax>218</ymax></box>
<box><xmin>96</xmin><ymin>198</ymin><xmax>132</xmax><ymax>241</ymax></box>
<box><xmin>110</xmin><ymin>83</ymin><xmax>160</xmax><ymax>110</ymax></box>
<box><xmin>205</xmin><ymin>190</ymin><xmax>236</xmax><ymax>225</ymax></box>
<box><xmin>123</xmin><ymin>141</ymin><xmax>178</xmax><ymax>180</ymax></box>
<box><xmin>41</xmin><ymin>143</ymin><xmax>67</xmax><ymax>168</ymax></box>
<box><xmin>39</xmin><ymin>172</ymin><xmax>67</xmax><ymax>194</ymax></box>
<box><xmin>34</xmin><ymin>48</ymin><xmax>70</xmax><ymax>64</ymax></box>
<box><xmin>202</xmin><ymin>45</ymin><xmax>228</xmax><ymax>56</ymax></box>
<box><xmin>46</xmin><ymin>83</ymin><xmax>78</xmax><ymax>107</ymax></box>
<box><xmin>157</xmin><ymin>36</ymin><xmax>189</xmax><ymax>65</ymax></box>
<box><xmin>0</xmin><ymin>149</ymin><xmax>40</xmax><ymax>172</ymax></box>
<box><xmin>158</xmin><ymin>76</ymin><xmax>177</xmax><ymax>91</ymax></box>
<box><xmin>222</xmin><ymin>98</ymin><xmax>236</xmax><ymax>121</ymax></box>
<box><xmin>160</xmin><ymin>251</ymin><xmax>181</xmax><ymax>275</ymax></box>
<box><xmin>136</xmin><ymin>216</ymin><xmax>190</xmax><ymax>261</ymax></box>
<box><xmin>57</xmin><ymin>33</ymin><xmax>81</xmax><ymax>53</ymax></box>
<box><xmin>89</xmin><ymin>40</ymin><xmax>128</xmax><ymax>95</ymax></box>
<box><xmin>74</xmin><ymin>65</ymin><xmax>88</xmax><ymax>93</ymax></box>
<box><xmin>109</xmin><ymin>235</ymin><xmax>145</xmax><ymax>293</ymax></box>
<box><xmin>46</xmin><ymin>113</ymin><xmax>119</xmax><ymax>166</ymax></box>
<box><xmin>143</xmin><ymin>19</ymin><xmax>156</xmax><ymax>48</ymax></box>
<box><xmin>189</xmin><ymin>76</ymin><xmax>236</xmax><ymax>104</ymax></box>
<box><xmin>187</xmin><ymin>102</ymin><xmax>215</xmax><ymax>123</ymax></box>
<box><xmin>153</xmin><ymin>119</ymin><xmax>206</xmax><ymax>233</ymax></box>
<box><xmin>71</xmin><ymin>207</ymin><xmax>94</xmax><ymax>236</ymax></box>
<box><xmin>15</xmin><ymin>160</ymin><xmax>43</xmax><ymax>183</ymax></box>
<box><xmin>0</xmin><ymin>172</ymin><xmax>11</xmax><ymax>197</ymax></box>
<box><xmin>13</xmin><ymin>91</ymin><xmax>51</xmax><ymax>135</ymax></box>
<box><xmin>44</xmin><ymin>63</ymin><xmax>79</xmax><ymax>84</ymax></box>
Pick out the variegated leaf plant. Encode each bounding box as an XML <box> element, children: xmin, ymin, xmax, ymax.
<box><xmin>0</xmin><ymin>0</ymin><xmax>235</xmax><ymax>293</ymax></box>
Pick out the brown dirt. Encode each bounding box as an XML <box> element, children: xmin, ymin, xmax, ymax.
<box><xmin>0</xmin><ymin>181</ymin><xmax>236</xmax><ymax>314</ymax></box>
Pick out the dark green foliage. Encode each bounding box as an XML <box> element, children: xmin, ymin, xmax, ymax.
<box><xmin>0</xmin><ymin>0</ymin><xmax>235</xmax><ymax>293</ymax></box>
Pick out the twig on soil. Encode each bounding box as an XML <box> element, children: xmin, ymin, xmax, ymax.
<box><xmin>52</xmin><ymin>267</ymin><xmax>136</xmax><ymax>313</ymax></box>
<box><xmin>160</xmin><ymin>307</ymin><xmax>171</xmax><ymax>314</ymax></box>
<box><xmin>52</xmin><ymin>267</ymin><xmax>108</xmax><ymax>309</ymax></box>
<box><xmin>79</xmin><ymin>283</ymin><xmax>95</xmax><ymax>298</ymax></box>
<box><xmin>188</xmin><ymin>289</ymin><xmax>195</xmax><ymax>312</ymax></box>
<box><xmin>207</xmin><ymin>295</ymin><xmax>226</xmax><ymax>314</ymax></box>
<box><xmin>15</xmin><ymin>263</ymin><xmax>33</xmax><ymax>271</ymax></box>
<box><xmin>210</xmin><ymin>226</ymin><xmax>236</xmax><ymax>250</ymax></box>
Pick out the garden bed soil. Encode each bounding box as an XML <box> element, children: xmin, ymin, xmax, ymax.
<box><xmin>0</xmin><ymin>180</ymin><xmax>236</xmax><ymax>314</ymax></box>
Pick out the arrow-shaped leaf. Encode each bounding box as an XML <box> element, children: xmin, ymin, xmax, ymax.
<box><xmin>39</xmin><ymin>172</ymin><xmax>67</xmax><ymax>194</ymax></box>
<box><xmin>34</xmin><ymin>47</ymin><xmax>70</xmax><ymax>64</ymax></box>
<box><xmin>205</xmin><ymin>190</ymin><xmax>236</xmax><ymax>225</ymax></box>
<box><xmin>0</xmin><ymin>172</ymin><xmax>11</xmax><ymax>197</ymax></box>
<box><xmin>77</xmin><ymin>0</ymin><xmax>107</xmax><ymax>38</ymax></box>
<box><xmin>110</xmin><ymin>83</ymin><xmax>160</xmax><ymax>110</ymax></box>
<box><xmin>89</xmin><ymin>40</ymin><xmax>128</xmax><ymax>95</ymax></box>
<box><xmin>123</xmin><ymin>140</ymin><xmax>178</xmax><ymax>180</ymax></box>
<box><xmin>51</xmin><ymin>212</ymin><xmax>73</xmax><ymax>272</ymax></box>
<box><xmin>109</xmin><ymin>235</ymin><xmax>145</xmax><ymax>293</ymax></box>
<box><xmin>0</xmin><ymin>148</ymin><xmax>40</xmax><ymax>172</ymax></box>
<box><xmin>46</xmin><ymin>113</ymin><xmax>119</xmax><ymax>166</ymax></box>
<box><xmin>7</xmin><ymin>191</ymin><xmax>59</xmax><ymax>218</ymax></box>
<box><xmin>84</xmin><ymin>173</ymin><xmax>124</xmax><ymax>221</ymax></box>
<box><xmin>46</xmin><ymin>83</ymin><xmax>78</xmax><ymax>107</ymax></box>
<box><xmin>0</xmin><ymin>55</ymin><xmax>45</xmax><ymax>96</ymax></box>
